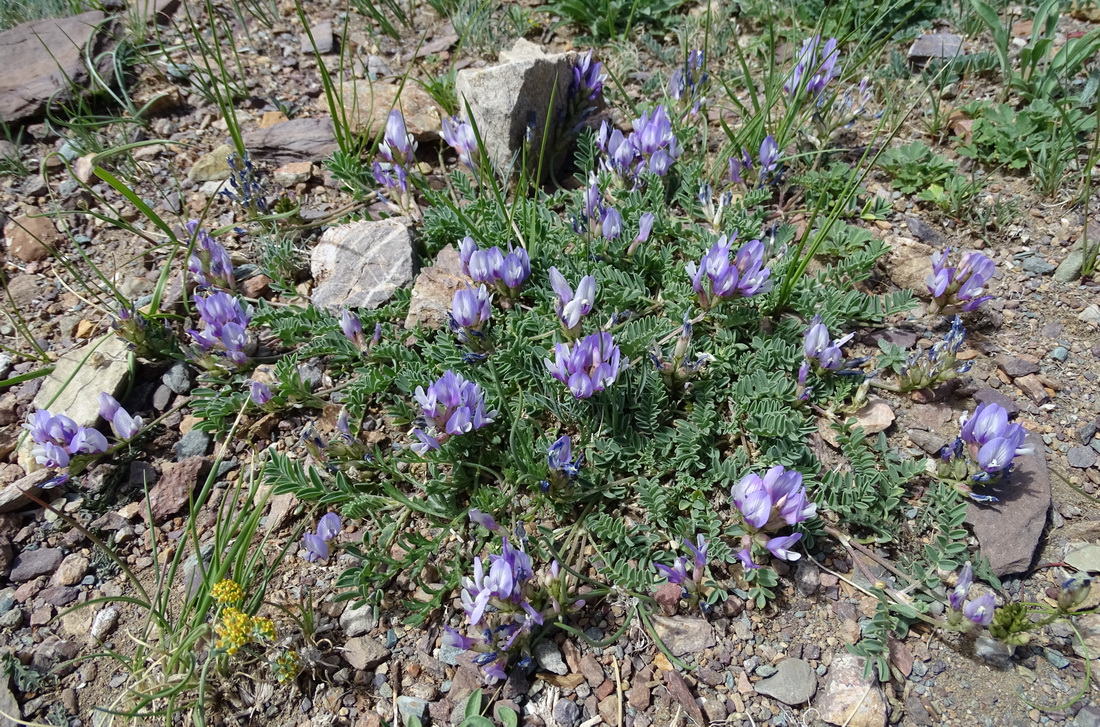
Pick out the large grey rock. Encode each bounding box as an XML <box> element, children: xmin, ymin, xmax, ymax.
<box><xmin>455</xmin><ymin>39</ymin><xmax>573</xmax><ymax>177</ymax></box>
<box><xmin>651</xmin><ymin>615</ymin><xmax>715</xmax><ymax>657</ymax></box>
<box><xmin>0</xmin><ymin>11</ymin><xmax>109</xmax><ymax>124</ymax></box>
<box><xmin>533</xmin><ymin>639</ymin><xmax>567</xmax><ymax>675</ymax></box>
<box><xmin>815</xmin><ymin>653</ymin><xmax>888</xmax><ymax>727</ymax></box>
<box><xmin>754</xmin><ymin>658</ymin><xmax>817</xmax><ymax>705</ymax></box>
<box><xmin>319</xmin><ymin>81</ymin><xmax>442</xmax><ymax>139</ymax></box>
<box><xmin>966</xmin><ymin>433</ymin><xmax>1050</xmax><ymax>576</ymax></box>
<box><xmin>404</xmin><ymin>244</ymin><xmax>464</xmax><ymax>330</ymax></box>
<box><xmin>242</xmin><ymin>118</ymin><xmax>338</xmax><ymax>165</ymax></box>
<box><xmin>311</xmin><ymin>218</ymin><xmax>415</xmax><ymax>311</ymax></box>
<box><xmin>908</xmin><ymin>33</ymin><xmax>964</xmax><ymax>65</ymax></box>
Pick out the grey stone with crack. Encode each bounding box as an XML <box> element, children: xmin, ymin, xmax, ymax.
<box><xmin>311</xmin><ymin>218</ymin><xmax>416</xmax><ymax>312</ymax></box>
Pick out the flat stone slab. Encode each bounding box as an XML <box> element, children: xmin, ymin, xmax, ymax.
<box><xmin>966</xmin><ymin>433</ymin><xmax>1051</xmax><ymax>576</ymax></box>
<box><xmin>242</xmin><ymin>117</ymin><xmax>339</xmax><ymax>165</ymax></box>
<box><xmin>310</xmin><ymin>218</ymin><xmax>415</xmax><ymax>311</ymax></box>
<box><xmin>319</xmin><ymin>82</ymin><xmax>442</xmax><ymax>139</ymax></box>
<box><xmin>404</xmin><ymin>245</ymin><xmax>465</xmax><ymax>330</ymax></box>
<box><xmin>0</xmin><ymin>11</ymin><xmax>109</xmax><ymax>124</ymax></box>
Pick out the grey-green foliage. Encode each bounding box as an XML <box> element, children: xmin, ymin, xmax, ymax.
<box><xmin>879</xmin><ymin>140</ymin><xmax>955</xmax><ymax>194</ymax></box>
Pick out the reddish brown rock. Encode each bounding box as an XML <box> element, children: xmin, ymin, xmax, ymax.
<box><xmin>148</xmin><ymin>457</ymin><xmax>209</xmax><ymax>521</ymax></box>
<box><xmin>5</xmin><ymin>211</ymin><xmax>63</xmax><ymax>262</ymax></box>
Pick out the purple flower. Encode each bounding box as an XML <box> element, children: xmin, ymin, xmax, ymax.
<box><xmin>442</xmin><ymin>116</ymin><xmax>478</xmax><ymax>172</ymax></box>
<box><xmin>451</xmin><ymin>285</ymin><xmax>493</xmax><ymax>329</ymax></box>
<box><xmin>596</xmin><ymin>105</ymin><xmax>681</xmax><ymax>183</ymax></box>
<box><xmin>547</xmin><ymin>435</ymin><xmax>583</xmax><ymax>478</ymax></box>
<box><xmin>250</xmin><ymin>381</ymin><xmax>273</xmax><ymax>407</ymax></box>
<box><xmin>412</xmin><ymin>370</ymin><xmax>496</xmax><ymax>453</ymax></box>
<box><xmin>549</xmin><ymin>268</ymin><xmax>597</xmax><ymax>331</ymax></box>
<box><xmin>25</xmin><ymin>409</ymin><xmax>108</xmax><ymax>468</ymax></box>
<box><xmin>98</xmin><ymin>393</ymin><xmax>142</xmax><ymax>440</ymax></box>
<box><xmin>963</xmin><ymin>592</ymin><xmax>995</xmax><ymax>626</ymax></box>
<box><xmin>764</xmin><ymin>533</ymin><xmax>803</xmax><ymax>561</ymax></box>
<box><xmin>950</xmin><ymin>562</ymin><xmax>973</xmax><ymax>611</ymax></box>
<box><xmin>186</xmin><ymin>221</ymin><xmax>235</xmax><ymax>291</ymax></box>
<box><xmin>500</xmin><ymin>246</ymin><xmax>530</xmax><ymax>289</ymax></box>
<box><xmin>959</xmin><ymin>402</ymin><xmax>1031</xmax><ymax>474</ymax></box>
<box><xmin>635</xmin><ymin>212</ymin><xmax>655</xmax><ymax>244</ymax></box>
<box><xmin>560</xmin><ymin>50</ymin><xmax>606</xmax><ymax>139</ymax></box>
<box><xmin>803</xmin><ymin>315</ymin><xmax>853</xmax><ymax>371</ymax></box>
<box><xmin>656</xmin><ymin>557</ymin><xmax>690</xmax><ymax>584</ymax></box>
<box><xmin>545</xmin><ymin>332</ymin><xmax>622</xmax><ymax>399</ymax></box>
<box><xmin>188</xmin><ymin>292</ymin><xmax>253</xmax><ymax>367</ymax></box>
<box><xmin>469</xmin><ymin>509</ymin><xmax>502</xmax><ymax>532</ymax></box>
<box><xmin>317</xmin><ymin>512</ymin><xmax>342</xmax><ymax>540</ymax></box>
<box><xmin>341</xmin><ymin>310</ymin><xmax>364</xmax><ymax>349</ymax></box>
<box><xmin>601</xmin><ymin>207</ymin><xmax>623</xmax><ymax>240</ymax></box>
<box><xmin>685</xmin><ymin>236</ymin><xmax>772</xmax><ymax>308</ymax></box>
<box><xmin>378</xmin><ymin>110</ymin><xmax>417</xmax><ymax>167</ymax></box>
<box><xmin>926</xmin><ymin>247</ymin><xmax>995</xmax><ymax>314</ymax></box>
<box><xmin>302</xmin><ymin>533</ymin><xmax>329</xmax><ymax>562</ymax></box>
<box><xmin>302</xmin><ymin>512</ymin><xmax>341</xmax><ymax>562</ymax></box>
<box><xmin>35</xmin><ymin>442</ymin><xmax>70</xmax><ymax>469</ymax></box>
<box><xmin>786</xmin><ymin>35</ymin><xmax>840</xmax><ymax>102</ymax></box>
<box><xmin>736</xmin><ymin>547</ymin><xmax>759</xmax><ymax>570</ymax></box>
<box><xmin>460</xmin><ymin>537</ymin><xmax>534</xmax><ymax>625</ymax></box>
<box><xmin>758</xmin><ymin>135</ymin><xmax>779</xmax><ymax>176</ymax></box>
<box><xmin>670</xmin><ymin>50</ymin><xmax>707</xmax><ymax>113</ymax></box>
<box><xmin>732</xmin><ymin>465</ymin><xmax>817</xmax><ymax>533</ymax></box>
<box><xmin>683</xmin><ymin>534</ymin><xmax>708</xmax><ymax>571</ymax></box>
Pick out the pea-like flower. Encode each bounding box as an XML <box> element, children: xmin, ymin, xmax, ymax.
<box><xmin>731</xmin><ymin>465</ymin><xmax>816</xmax><ymax>568</ymax></box>
<box><xmin>460</xmin><ymin>537</ymin><xmax>536</xmax><ymax>626</ymax></box>
<box><xmin>250</xmin><ymin>381</ymin><xmax>273</xmax><ymax>407</ymax></box>
<box><xmin>596</xmin><ymin>104</ymin><xmax>681</xmax><ymax>184</ymax></box>
<box><xmin>549</xmin><ymin>267</ymin><xmax>597</xmax><ymax>333</ymax></box>
<box><xmin>926</xmin><ymin>247</ymin><xmax>995</xmax><ymax>315</ymax></box>
<box><xmin>949</xmin><ymin>562</ymin><xmax>973</xmax><ymax>611</ymax></box>
<box><xmin>670</xmin><ymin>49</ymin><xmax>708</xmax><ymax>115</ymax></box>
<box><xmin>600</xmin><ymin>207</ymin><xmax>623</xmax><ymax>240</ymax></box>
<box><xmin>378</xmin><ymin>109</ymin><xmax>417</xmax><ymax>167</ymax></box>
<box><xmin>459</xmin><ymin>237</ymin><xmax>531</xmax><ymax>294</ymax></box>
<box><xmin>686</xmin><ymin>236</ymin><xmax>772</xmax><ymax>309</ymax></box>
<box><xmin>341</xmin><ymin>310</ymin><xmax>364</xmax><ymax>349</ymax></box>
<box><xmin>545</xmin><ymin>332</ymin><xmax>622</xmax><ymax>399</ymax></box>
<box><xmin>24</xmin><ymin>409</ymin><xmax>108</xmax><ymax>472</ymax></box>
<box><xmin>728</xmin><ymin>135</ymin><xmax>783</xmax><ymax>188</ymax></box>
<box><xmin>187</xmin><ymin>291</ymin><xmax>253</xmax><ymax>367</ymax></box>
<box><xmin>219</xmin><ymin>152</ymin><xmax>270</xmax><ymax>215</ymax></box>
<box><xmin>98</xmin><ymin>393</ymin><xmax>142</xmax><ymax>440</ymax></box>
<box><xmin>803</xmin><ymin>315</ymin><xmax>853</xmax><ymax>371</ymax></box>
<box><xmin>963</xmin><ymin>592</ymin><xmax>996</xmax><ymax>626</ymax></box>
<box><xmin>960</xmin><ymin>402</ymin><xmax>1032</xmax><ymax>474</ymax></box>
<box><xmin>785</xmin><ymin>35</ymin><xmax>840</xmax><ymax>103</ymax></box>
<box><xmin>411</xmin><ymin>370</ymin><xmax>496</xmax><ymax>453</ymax></box>
<box><xmin>442</xmin><ymin>116</ymin><xmax>478</xmax><ymax>172</ymax></box>
<box><xmin>302</xmin><ymin>512</ymin><xmax>342</xmax><ymax>563</ymax></box>
<box><xmin>186</xmin><ymin>221</ymin><xmax>235</xmax><ymax>291</ymax></box>
<box><xmin>450</xmin><ymin>284</ymin><xmax>493</xmax><ymax>352</ymax></box>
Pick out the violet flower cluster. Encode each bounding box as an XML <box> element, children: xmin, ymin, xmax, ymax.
<box><xmin>947</xmin><ymin>562</ymin><xmax>996</xmax><ymax>627</ymax></box>
<box><xmin>559</xmin><ymin>50</ymin><xmax>606</xmax><ymax>142</ymax></box>
<box><xmin>578</xmin><ymin>175</ymin><xmax>624</xmax><ymax>240</ymax></box>
<box><xmin>655</xmin><ymin>534</ymin><xmax>709</xmax><ymax>596</ymax></box>
<box><xmin>669</xmin><ymin>50</ymin><xmax>708</xmax><ymax>116</ymax></box>
<box><xmin>449</xmin><ymin>284</ymin><xmax>493</xmax><ymax>353</ymax></box>
<box><xmin>685</xmin><ymin>235</ymin><xmax>772</xmax><ymax>309</ymax></box>
<box><xmin>545</xmin><ymin>332</ymin><xmax>622</xmax><ymax>400</ymax></box>
<box><xmin>728</xmin><ymin>135</ymin><xmax>781</xmax><ymax>188</ymax></box>
<box><xmin>939</xmin><ymin>402</ymin><xmax>1031</xmax><ymax>498</ymax></box>
<box><xmin>442</xmin><ymin>116</ymin><xmax>479</xmax><ymax>173</ymax></box>
<box><xmin>187</xmin><ymin>291</ymin><xmax>253</xmax><ymax>368</ymax></box>
<box><xmin>926</xmin><ymin>247</ymin><xmax>995</xmax><ymax>315</ymax></box>
<box><xmin>373</xmin><ymin>110</ymin><xmax>416</xmax><ymax>209</ymax></box>
<box><xmin>549</xmin><ymin>267</ymin><xmax>596</xmax><ymax>334</ymax></box>
<box><xmin>448</xmin><ymin>534</ymin><xmax>577</xmax><ymax>682</ymax></box>
<box><xmin>596</xmin><ymin>105</ymin><xmax>682</xmax><ymax>185</ymax></box>
<box><xmin>219</xmin><ymin>152</ymin><xmax>269</xmax><ymax>214</ymax></box>
<box><xmin>411</xmin><ymin>370</ymin><xmax>496</xmax><ymax>453</ymax></box>
<box><xmin>24</xmin><ymin>409</ymin><xmax>107</xmax><ymax>473</ymax></box>
<box><xmin>731</xmin><ymin>465</ymin><xmax>817</xmax><ymax>569</ymax></box>
<box><xmin>785</xmin><ymin>35</ymin><xmax>840</xmax><ymax>105</ymax></box>
<box><xmin>895</xmin><ymin>316</ymin><xmax>973</xmax><ymax>392</ymax></box>
<box><xmin>186</xmin><ymin>221</ymin><xmax>235</xmax><ymax>291</ymax></box>
<box><xmin>302</xmin><ymin>512</ymin><xmax>342</xmax><ymax>562</ymax></box>
<box><xmin>98</xmin><ymin>393</ymin><xmax>142</xmax><ymax>440</ymax></box>
<box><xmin>651</xmin><ymin>310</ymin><xmax>710</xmax><ymax>392</ymax></box>
<box><xmin>458</xmin><ymin>236</ymin><xmax>531</xmax><ymax>295</ymax></box>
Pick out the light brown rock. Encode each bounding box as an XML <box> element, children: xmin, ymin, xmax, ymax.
<box><xmin>188</xmin><ymin>144</ymin><xmax>234</xmax><ymax>182</ymax></box>
<box><xmin>319</xmin><ymin>81</ymin><xmax>442</xmax><ymax>139</ymax></box>
<box><xmin>51</xmin><ymin>554</ymin><xmax>89</xmax><ymax>587</ymax></box>
<box><xmin>404</xmin><ymin>245</ymin><xmax>464</xmax><ymax>329</ymax></box>
<box><xmin>884</xmin><ymin>235</ymin><xmax>935</xmax><ymax>299</ymax></box>
<box><xmin>5</xmin><ymin>211</ymin><xmax>62</xmax><ymax>262</ymax></box>
<box><xmin>273</xmin><ymin>161</ymin><xmax>313</xmax><ymax>187</ymax></box>
<box><xmin>815</xmin><ymin>653</ymin><xmax>888</xmax><ymax>727</ymax></box>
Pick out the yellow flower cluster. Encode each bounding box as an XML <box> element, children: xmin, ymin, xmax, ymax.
<box><xmin>215</xmin><ymin>607</ymin><xmax>252</xmax><ymax>656</ymax></box>
<box><xmin>272</xmin><ymin>650</ymin><xmax>301</xmax><ymax>684</ymax></box>
<box><xmin>252</xmin><ymin>616</ymin><xmax>276</xmax><ymax>642</ymax></box>
<box><xmin>211</xmin><ymin>579</ymin><xmax>244</xmax><ymax>605</ymax></box>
